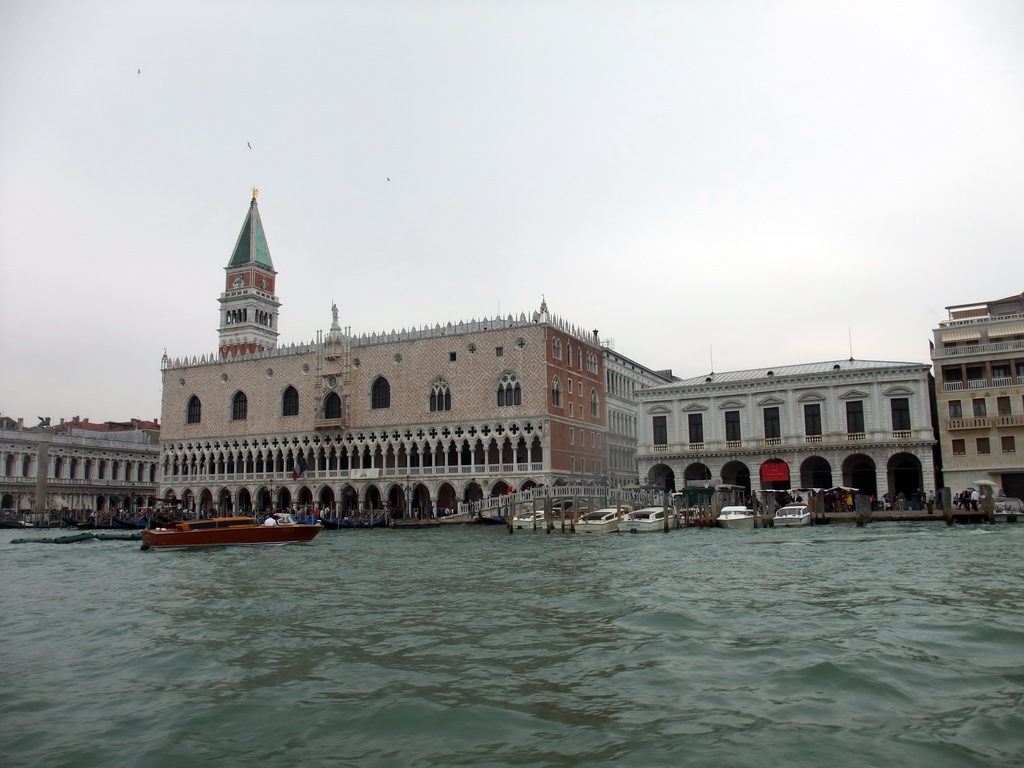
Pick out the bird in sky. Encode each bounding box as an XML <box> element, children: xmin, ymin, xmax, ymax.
<box><xmin>247</xmin><ymin>142</ymin><xmax>252</xmax><ymax>150</ymax></box>
<box><xmin>387</xmin><ymin>177</ymin><xmax>390</xmax><ymax>181</ymax></box>
<box><xmin>137</xmin><ymin>68</ymin><xmax>140</xmax><ymax>74</ymax></box>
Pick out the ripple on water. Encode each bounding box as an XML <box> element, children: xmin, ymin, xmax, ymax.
<box><xmin>3</xmin><ymin>524</ymin><xmax>1024</xmax><ymax>767</ymax></box>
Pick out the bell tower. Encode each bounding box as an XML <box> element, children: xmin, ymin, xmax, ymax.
<box><xmin>218</xmin><ymin>189</ymin><xmax>281</xmax><ymax>357</ymax></box>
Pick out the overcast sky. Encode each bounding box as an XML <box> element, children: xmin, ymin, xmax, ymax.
<box><xmin>2</xmin><ymin>1</ymin><xmax>1022</xmax><ymax>424</ymax></box>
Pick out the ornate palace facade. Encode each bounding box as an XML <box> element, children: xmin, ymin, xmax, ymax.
<box><xmin>158</xmin><ymin>194</ymin><xmax>608</xmax><ymax>515</ymax></box>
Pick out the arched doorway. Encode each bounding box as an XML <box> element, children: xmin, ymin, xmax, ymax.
<box><xmin>888</xmin><ymin>453</ymin><xmax>923</xmax><ymax>504</ymax></box>
<box><xmin>318</xmin><ymin>486</ymin><xmax>336</xmax><ymax>514</ymax></box>
<box><xmin>199</xmin><ymin>488</ymin><xmax>214</xmax><ymax>514</ymax></box>
<box><xmin>683</xmin><ymin>463</ymin><xmax>711</xmax><ymax>488</ymax></box>
<box><xmin>490</xmin><ymin>480</ymin><xmax>512</xmax><ymax>496</ymax></box>
<box><xmin>800</xmin><ymin>457</ymin><xmax>832</xmax><ymax>489</ymax></box>
<box><xmin>363</xmin><ymin>484</ymin><xmax>383</xmax><ymax>512</ymax></box>
<box><xmin>649</xmin><ymin>463</ymin><xmax>677</xmax><ymax>491</ymax></box>
<box><xmin>721</xmin><ymin>461</ymin><xmax>751</xmax><ymax>495</ymax></box>
<box><xmin>436</xmin><ymin>482</ymin><xmax>457</xmax><ymax>514</ymax></box>
<box><xmin>296</xmin><ymin>485</ymin><xmax>313</xmax><ymax>509</ymax></box>
<box><xmin>842</xmin><ymin>454</ymin><xmax>877</xmax><ymax>498</ymax></box>
<box><xmin>340</xmin><ymin>485</ymin><xmax>358</xmax><ymax>513</ymax></box>
<box><xmin>217</xmin><ymin>488</ymin><xmax>232</xmax><ymax>514</ymax></box>
<box><xmin>760</xmin><ymin>459</ymin><xmax>790</xmax><ymax>491</ymax></box>
<box><xmin>237</xmin><ymin>488</ymin><xmax>252</xmax><ymax>513</ymax></box>
<box><xmin>463</xmin><ymin>481</ymin><xmax>483</xmax><ymax>503</ymax></box>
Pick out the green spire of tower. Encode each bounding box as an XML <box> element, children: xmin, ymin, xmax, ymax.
<box><xmin>227</xmin><ymin>189</ymin><xmax>274</xmax><ymax>269</ymax></box>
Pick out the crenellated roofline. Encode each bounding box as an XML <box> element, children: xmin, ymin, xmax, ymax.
<box><xmin>163</xmin><ymin>309</ymin><xmax>601</xmax><ymax>371</ymax></box>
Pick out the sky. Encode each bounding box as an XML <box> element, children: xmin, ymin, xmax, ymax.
<box><xmin>2</xmin><ymin>0</ymin><xmax>1023</xmax><ymax>424</ymax></box>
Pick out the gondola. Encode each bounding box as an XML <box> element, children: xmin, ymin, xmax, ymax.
<box><xmin>113</xmin><ymin>516</ymin><xmax>149</xmax><ymax>529</ymax></box>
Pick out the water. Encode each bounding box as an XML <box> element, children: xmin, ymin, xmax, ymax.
<box><xmin>2</xmin><ymin>522</ymin><xmax>1023</xmax><ymax>767</ymax></box>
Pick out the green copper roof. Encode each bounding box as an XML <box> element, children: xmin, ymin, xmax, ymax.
<box><xmin>227</xmin><ymin>195</ymin><xmax>274</xmax><ymax>269</ymax></box>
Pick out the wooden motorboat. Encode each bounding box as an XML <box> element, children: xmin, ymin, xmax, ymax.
<box><xmin>140</xmin><ymin>515</ymin><xmax>322</xmax><ymax>551</ymax></box>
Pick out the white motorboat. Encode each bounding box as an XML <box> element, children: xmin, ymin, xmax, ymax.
<box><xmin>575</xmin><ymin>507</ymin><xmax>627</xmax><ymax>534</ymax></box>
<box><xmin>717</xmin><ymin>506</ymin><xmax>755</xmax><ymax>529</ymax></box>
<box><xmin>772</xmin><ymin>504</ymin><xmax>812</xmax><ymax>528</ymax></box>
<box><xmin>993</xmin><ymin>497</ymin><xmax>1024</xmax><ymax>523</ymax></box>
<box><xmin>512</xmin><ymin>510</ymin><xmax>546</xmax><ymax>529</ymax></box>
<box><xmin>618</xmin><ymin>506</ymin><xmax>673</xmax><ymax>533</ymax></box>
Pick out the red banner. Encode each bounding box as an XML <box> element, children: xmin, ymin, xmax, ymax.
<box><xmin>760</xmin><ymin>461</ymin><xmax>790</xmax><ymax>483</ymax></box>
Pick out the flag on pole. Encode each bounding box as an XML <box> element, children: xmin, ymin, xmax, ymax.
<box><xmin>292</xmin><ymin>454</ymin><xmax>309</xmax><ymax>480</ymax></box>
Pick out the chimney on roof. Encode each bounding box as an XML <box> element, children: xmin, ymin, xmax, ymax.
<box><xmin>73</xmin><ymin>416</ymin><xmax>80</xmax><ymax>423</ymax></box>
<box><xmin>17</xmin><ymin>418</ymin><xmax>23</xmax><ymax>430</ymax></box>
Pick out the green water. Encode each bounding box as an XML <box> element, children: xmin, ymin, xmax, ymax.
<box><xmin>2</xmin><ymin>523</ymin><xmax>1023</xmax><ymax>767</ymax></box>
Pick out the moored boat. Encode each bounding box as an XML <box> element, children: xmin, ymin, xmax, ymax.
<box><xmin>717</xmin><ymin>506</ymin><xmax>755</xmax><ymax>529</ymax></box>
<box><xmin>140</xmin><ymin>514</ymin><xmax>322</xmax><ymax>551</ymax></box>
<box><xmin>512</xmin><ymin>510</ymin><xmax>546</xmax><ymax>529</ymax></box>
<box><xmin>618</xmin><ymin>506</ymin><xmax>673</xmax><ymax>533</ymax></box>
<box><xmin>772</xmin><ymin>504</ymin><xmax>812</xmax><ymax>528</ymax></box>
<box><xmin>993</xmin><ymin>497</ymin><xmax>1024</xmax><ymax>523</ymax></box>
<box><xmin>575</xmin><ymin>507</ymin><xmax>627</xmax><ymax>534</ymax></box>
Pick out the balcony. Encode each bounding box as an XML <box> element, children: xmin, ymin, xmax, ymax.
<box><xmin>892</xmin><ymin>430</ymin><xmax>912</xmax><ymax>440</ymax></box>
<box><xmin>948</xmin><ymin>417</ymin><xmax>990</xmax><ymax>430</ymax></box>
<box><xmin>968</xmin><ymin>379</ymin><xmax>988</xmax><ymax>390</ymax></box>
<box><xmin>943</xmin><ymin>381</ymin><xmax>964</xmax><ymax>391</ymax></box>
<box><xmin>847</xmin><ymin>432</ymin><xmax>866</xmax><ymax>441</ymax></box>
<box><xmin>725</xmin><ymin>440</ymin><xmax>743</xmax><ymax>449</ymax></box>
<box><xmin>313</xmin><ymin>417</ymin><xmax>348</xmax><ymax>430</ymax></box>
<box><xmin>805</xmin><ymin>435</ymin><xmax>823</xmax><ymax>443</ymax></box>
<box><xmin>997</xmin><ymin>414</ymin><xmax>1024</xmax><ymax>427</ymax></box>
<box><xmin>760</xmin><ymin>437</ymin><xmax>782</xmax><ymax>447</ymax></box>
<box><xmin>993</xmin><ymin>377</ymin><xmax>1014</xmax><ymax>387</ymax></box>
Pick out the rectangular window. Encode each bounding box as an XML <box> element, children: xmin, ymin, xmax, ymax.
<box><xmin>997</xmin><ymin>396</ymin><xmax>1011</xmax><ymax>416</ymax></box>
<box><xmin>1001</xmin><ymin>435</ymin><xmax>1016</xmax><ymax>453</ymax></box>
<box><xmin>569</xmin><ymin>402</ymin><xmax>574</xmax><ymax>417</ymax></box>
<box><xmin>568</xmin><ymin>379</ymin><xmax>574</xmax><ymax>394</ymax></box>
<box><xmin>972</xmin><ymin>398</ymin><xmax>987</xmax><ymax>418</ymax></box>
<box><xmin>495</xmin><ymin>347</ymin><xmax>504</xmax><ymax>357</ymax></box>
<box><xmin>570</xmin><ymin>456</ymin><xmax>576</xmax><ymax>473</ymax></box>
<box><xmin>803</xmin><ymin>403</ymin><xmax>822</xmax><ymax>436</ymax></box>
<box><xmin>652</xmin><ymin>415</ymin><xmax>667</xmax><ymax>446</ymax></box>
<box><xmin>688</xmin><ymin>413</ymin><xmax>704</xmax><ymax>444</ymax></box>
<box><xmin>763</xmin><ymin>407</ymin><xmax>781</xmax><ymax>439</ymax></box>
<box><xmin>846</xmin><ymin>400</ymin><xmax>865</xmax><ymax>434</ymax></box>
<box><xmin>948</xmin><ymin>400</ymin><xmax>962</xmax><ymax>419</ymax></box>
<box><xmin>449</xmin><ymin>351</ymin><xmax>456</xmax><ymax>362</ymax></box>
<box><xmin>977</xmin><ymin>437</ymin><xmax>990</xmax><ymax>454</ymax></box>
<box><xmin>725</xmin><ymin>411</ymin><xmax>741</xmax><ymax>441</ymax></box>
<box><xmin>569</xmin><ymin>428</ymin><xmax>574</xmax><ymax>445</ymax></box>
<box><xmin>951</xmin><ymin>439</ymin><xmax>966</xmax><ymax>456</ymax></box>
<box><xmin>891</xmin><ymin>398</ymin><xmax>911</xmax><ymax>431</ymax></box>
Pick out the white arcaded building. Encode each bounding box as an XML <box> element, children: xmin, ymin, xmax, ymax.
<box><xmin>636</xmin><ymin>359</ymin><xmax>936</xmax><ymax>500</ymax></box>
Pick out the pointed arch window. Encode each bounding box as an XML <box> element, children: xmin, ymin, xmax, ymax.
<box><xmin>324</xmin><ymin>392</ymin><xmax>342</xmax><ymax>419</ymax></box>
<box><xmin>231</xmin><ymin>391</ymin><xmax>248</xmax><ymax>421</ymax></box>
<box><xmin>591</xmin><ymin>389</ymin><xmax>599</xmax><ymax>417</ymax></box>
<box><xmin>186</xmin><ymin>395</ymin><xmax>202</xmax><ymax>424</ymax></box>
<box><xmin>551</xmin><ymin>377</ymin><xmax>562</xmax><ymax>408</ymax></box>
<box><xmin>552</xmin><ymin>337</ymin><xmax>562</xmax><ymax>360</ymax></box>
<box><xmin>371</xmin><ymin>377</ymin><xmax>391</xmax><ymax>410</ymax></box>
<box><xmin>282</xmin><ymin>386</ymin><xmax>299</xmax><ymax>417</ymax></box>
<box><xmin>430</xmin><ymin>379</ymin><xmax>452</xmax><ymax>412</ymax></box>
<box><xmin>497</xmin><ymin>373</ymin><xmax>522</xmax><ymax>407</ymax></box>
